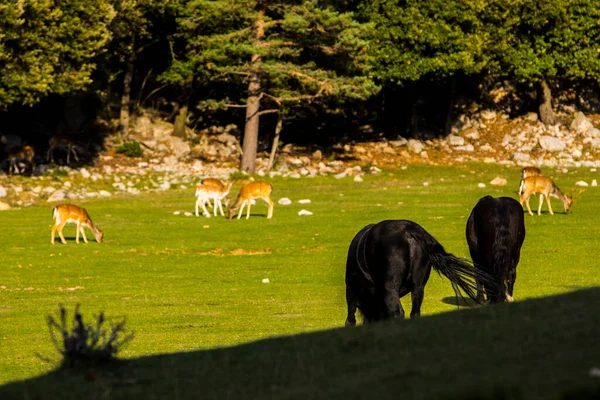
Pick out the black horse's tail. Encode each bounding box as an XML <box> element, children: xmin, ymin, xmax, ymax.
<box><xmin>491</xmin><ymin>205</ymin><xmax>512</xmax><ymax>298</ymax></box>
<box><xmin>414</xmin><ymin>230</ymin><xmax>495</xmax><ymax>304</ymax></box>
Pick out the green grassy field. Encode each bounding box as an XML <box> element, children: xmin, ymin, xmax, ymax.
<box><xmin>0</xmin><ymin>163</ymin><xmax>599</xmax><ymax>397</ymax></box>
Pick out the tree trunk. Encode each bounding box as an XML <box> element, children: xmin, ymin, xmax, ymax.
<box><xmin>240</xmin><ymin>10</ymin><xmax>265</xmax><ymax>173</ymax></box>
<box><xmin>119</xmin><ymin>46</ymin><xmax>135</xmax><ymax>141</ymax></box>
<box><xmin>538</xmin><ymin>80</ymin><xmax>557</xmax><ymax>125</ymax></box>
<box><xmin>267</xmin><ymin>113</ymin><xmax>282</xmax><ymax>171</ymax></box>
<box><xmin>173</xmin><ymin>104</ymin><xmax>188</xmax><ymax>138</ymax></box>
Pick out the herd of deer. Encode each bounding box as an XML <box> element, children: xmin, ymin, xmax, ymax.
<box><xmin>50</xmin><ymin>179</ymin><xmax>275</xmax><ymax>244</ymax></box>
<box><xmin>49</xmin><ymin>166</ymin><xmax>583</xmax><ymax>245</ymax></box>
<box><xmin>2</xmin><ymin>134</ymin><xmax>81</xmax><ymax>174</ymax></box>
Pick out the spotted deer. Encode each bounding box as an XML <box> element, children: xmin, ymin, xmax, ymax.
<box><xmin>518</xmin><ymin>167</ymin><xmax>542</xmax><ymax>195</ymax></box>
<box><xmin>195</xmin><ymin>180</ymin><xmax>233</xmax><ymax>218</ymax></box>
<box><xmin>519</xmin><ymin>176</ymin><xmax>583</xmax><ymax>216</ymax></box>
<box><xmin>51</xmin><ymin>204</ymin><xmax>103</xmax><ymax>244</ymax></box>
<box><xmin>7</xmin><ymin>145</ymin><xmax>35</xmax><ymax>174</ymax></box>
<box><xmin>47</xmin><ymin>135</ymin><xmax>80</xmax><ymax>164</ymax></box>
<box><xmin>227</xmin><ymin>182</ymin><xmax>274</xmax><ymax>220</ymax></box>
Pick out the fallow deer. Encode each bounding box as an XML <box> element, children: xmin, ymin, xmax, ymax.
<box><xmin>227</xmin><ymin>182</ymin><xmax>274</xmax><ymax>220</ymax></box>
<box><xmin>195</xmin><ymin>180</ymin><xmax>233</xmax><ymax>218</ymax></box>
<box><xmin>51</xmin><ymin>204</ymin><xmax>103</xmax><ymax>244</ymax></box>
<box><xmin>519</xmin><ymin>176</ymin><xmax>582</xmax><ymax>216</ymax></box>
<box><xmin>199</xmin><ymin>178</ymin><xmax>226</xmax><ymax>208</ymax></box>
<box><xmin>518</xmin><ymin>166</ymin><xmax>542</xmax><ymax>195</ymax></box>
<box><xmin>7</xmin><ymin>145</ymin><xmax>35</xmax><ymax>174</ymax></box>
<box><xmin>47</xmin><ymin>135</ymin><xmax>80</xmax><ymax>164</ymax></box>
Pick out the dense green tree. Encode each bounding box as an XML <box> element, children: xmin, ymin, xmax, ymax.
<box><xmin>0</xmin><ymin>0</ymin><xmax>115</xmax><ymax>108</ymax></box>
<box><xmin>481</xmin><ymin>0</ymin><xmax>600</xmax><ymax>124</ymax></box>
<box><xmin>162</xmin><ymin>0</ymin><xmax>379</xmax><ymax>173</ymax></box>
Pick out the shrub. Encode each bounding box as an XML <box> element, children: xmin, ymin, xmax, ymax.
<box><xmin>46</xmin><ymin>304</ymin><xmax>134</xmax><ymax>367</ymax></box>
<box><xmin>116</xmin><ymin>141</ymin><xmax>143</xmax><ymax>158</ymax></box>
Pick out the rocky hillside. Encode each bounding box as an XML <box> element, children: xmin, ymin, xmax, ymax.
<box><xmin>0</xmin><ymin>109</ymin><xmax>599</xmax><ymax>210</ymax></box>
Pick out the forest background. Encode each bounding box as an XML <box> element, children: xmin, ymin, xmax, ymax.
<box><xmin>1</xmin><ymin>0</ymin><xmax>600</xmax><ymax>172</ymax></box>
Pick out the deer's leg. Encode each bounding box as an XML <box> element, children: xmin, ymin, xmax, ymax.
<box><xmin>80</xmin><ymin>226</ymin><xmax>88</xmax><ymax>243</ymax></box>
<box><xmin>195</xmin><ymin>198</ymin><xmax>201</xmax><ymax>217</ymax></box>
<box><xmin>264</xmin><ymin>196</ymin><xmax>274</xmax><ymax>219</ymax></box>
<box><xmin>245</xmin><ymin>201</ymin><xmax>252</xmax><ymax>219</ymax></box>
<box><xmin>525</xmin><ymin>196</ymin><xmax>534</xmax><ymax>216</ymax></box>
<box><xmin>57</xmin><ymin>222</ymin><xmax>68</xmax><ymax>244</ymax></box>
<box><xmin>217</xmin><ymin>199</ymin><xmax>225</xmax><ymax>216</ymax></box>
<box><xmin>75</xmin><ymin>221</ymin><xmax>81</xmax><ymax>244</ymax></box>
<box><xmin>237</xmin><ymin>202</ymin><xmax>245</xmax><ymax>220</ymax></box>
<box><xmin>537</xmin><ymin>194</ymin><xmax>544</xmax><ymax>215</ymax></box>
<box><xmin>546</xmin><ymin>193</ymin><xmax>554</xmax><ymax>215</ymax></box>
<box><xmin>66</xmin><ymin>150</ymin><xmax>71</xmax><ymax>165</ymax></box>
<box><xmin>51</xmin><ymin>224</ymin><xmax>57</xmax><ymax>245</ymax></box>
<box><xmin>201</xmin><ymin>200</ymin><xmax>211</xmax><ymax>218</ymax></box>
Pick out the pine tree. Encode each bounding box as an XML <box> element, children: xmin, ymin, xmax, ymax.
<box><xmin>162</xmin><ymin>0</ymin><xmax>378</xmax><ymax>173</ymax></box>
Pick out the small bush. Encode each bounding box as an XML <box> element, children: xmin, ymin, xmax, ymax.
<box><xmin>46</xmin><ymin>304</ymin><xmax>134</xmax><ymax>367</ymax></box>
<box><xmin>116</xmin><ymin>141</ymin><xmax>143</xmax><ymax>158</ymax></box>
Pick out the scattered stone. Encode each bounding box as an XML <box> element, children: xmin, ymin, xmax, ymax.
<box><xmin>262</xmin><ymin>278</ymin><xmax>270</xmax><ymax>283</ymax></box>
<box><xmin>0</xmin><ymin>187</ymin><xmax>6</xmax><ymax>198</ymax></box>
<box><xmin>407</xmin><ymin>139</ymin><xmax>424</xmax><ymax>154</ymax></box>
<box><xmin>278</xmin><ymin>198</ymin><xmax>292</xmax><ymax>205</ymax></box>
<box><xmin>47</xmin><ymin>190</ymin><xmax>66</xmax><ymax>202</ymax></box>
<box><xmin>312</xmin><ymin>150</ymin><xmax>322</xmax><ymax>160</ymax></box>
<box><xmin>592</xmin><ymin>180</ymin><xmax>598</xmax><ymax>187</ymax></box>
<box><xmin>334</xmin><ymin>171</ymin><xmax>347</xmax><ymax>179</ymax></box>
<box><xmin>173</xmin><ymin>211</ymin><xmax>181</xmax><ymax>215</ymax></box>
<box><xmin>184</xmin><ymin>212</ymin><xmax>193</xmax><ymax>216</ymax></box>
<box><xmin>354</xmin><ymin>175</ymin><xmax>363</xmax><ymax>182</ymax></box>
<box><xmin>0</xmin><ymin>201</ymin><xmax>11</xmax><ymax>210</ymax></box>
<box><xmin>575</xmin><ymin>180</ymin><xmax>589</xmax><ymax>187</ymax></box>
<box><xmin>80</xmin><ymin>168</ymin><xmax>91</xmax><ymax>179</ymax></box>
<box><xmin>478</xmin><ymin>183</ymin><xmax>486</xmax><ymax>188</ymax></box>
<box><xmin>298</xmin><ymin>199</ymin><xmax>311</xmax><ymax>204</ymax></box>
<box><xmin>298</xmin><ymin>209</ymin><xmax>313</xmax><ymax>216</ymax></box>
<box><xmin>490</xmin><ymin>176</ymin><xmax>508</xmax><ymax>186</ymax></box>
<box><xmin>539</xmin><ymin>136</ymin><xmax>566</xmax><ymax>152</ymax></box>
<box><xmin>447</xmin><ymin>135</ymin><xmax>465</xmax><ymax>146</ymax></box>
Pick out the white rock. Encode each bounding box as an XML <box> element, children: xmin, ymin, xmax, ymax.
<box><xmin>539</xmin><ymin>136</ymin><xmax>566</xmax><ymax>152</ymax></box>
<box><xmin>262</xmin><ymin>278</ymin><xmax>270</xmax><ymax>283</ymax></box>
<box><xmin>478</xmin><ymin>183</ymin><xmax>486</xmax><ymax>188</ymax></box>
<box><xmin>173</xmin><ymin>211</ymin><xmax>181</xmax><ymax>215</ymax></box>
<box><xmin>592</xmin><ymin>180</ymin><xmax>597</xmax><ymax>187</ymax></box>
<box><xmin>184</xmin><ymin>212</ymin><xmax>193</xmax><ymax>216</ymax></box>
<box><xmin>298</xmin><ymin>199</ymin><xmax>311</xmax><ymax>204</ymax></box>
<box><xmin>447</xmin><ymin>135</ymin><xmax>465</xmax><ymax>146</ymax></box>
<box><xmin>80</xmin><ymin>168</ymin><xmax>91</xmax><ymax>179</ymax></box>
<box><xmin>0</xmin><ymin>187</ymin><xmax>6</xmax><ymax>197</ymax></box>
<box><xmin>423</xmin><ymin>182</ymin><xmax>429</xmax><ymax>187</ymax></box>
<box><xmin>0</xmin><ymin>201</ymin><xmax>11</xmax><ymax>210</ymax></box>
<box><xmin>353</xmin><ymin>175</ymin><xmax>363</xmax><ymax>182</ymax></box>
<box><xmin>298</xmin><ymin>209</ymin><xmax>313</xmax><ymax>216</ymax></box>
<box><xmin>47</xmin><ymin>190</ymin><xmax>66</xmax><ymax>202</ymax></box>
<box><xmin>490</xmin><ymin>176</ymin><xmax>508</xmax><ymax>186</ymax></box>
<box><xmin>334</xmin><ymin>171</ymin><xmax>347</xmax><ymax>179</ymax></box>
<box><xmin>575</xmin><ymin>180</ymin><xmax>589</xmax><ymax>187</ymax></box>
<box><xmin>278</xmin><ymin>198</ymin><xmax>292</xmax><ymax>205</ymax></box>
<box><xmin>407</xmin><ymin>139</ymin><xmax>424</xmax><ymax>153</ymax></box>
<box><xmin>43</xmin><ymin>187</ymin><xmax>56</xmax><ymax>194</ymax></box>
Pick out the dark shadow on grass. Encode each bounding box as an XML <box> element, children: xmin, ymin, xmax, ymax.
<box><xmin>3</xmin><ymin>288</ymin><xmax>600</xmax><ymax>400</ymax></box>
<box><xmin>441</xmin><ymin>296</ymin><xmax>479</xmax><ymax>307</ymax></box>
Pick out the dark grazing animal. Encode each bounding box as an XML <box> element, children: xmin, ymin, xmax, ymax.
<box><xmin>466</xmin><ymin>196</ymin><xmax>526</xmax><ymax>303</ymax></box>
<box><xmin>345</xmin><ymin>220</ymin><xmax>495</xmax><ymax>326</ymax></box>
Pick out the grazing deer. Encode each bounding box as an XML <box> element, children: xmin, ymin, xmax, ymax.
<box><xmin>518</xmin><ymin>166</ymin><xmax>542</xmax><ymax>195</ymax></box>
<box><xmin>199</xmin><ymin>178</ymin><xmax>226</xmax><ymax>208</ymax></box>
<box><xmin>51</xmin><ymin>204</ymin><xmax>103</xmax><ymax>244</ymax></box>
<box><xmin>7</xmin><ymin>145</ymin><xmax>35</xmax><ymax>174</ymax></box>
<box><xmin>47</xmin><ymin>135</ymin><xmax>80</xmax><ymax>164</ymax></box>
<box><xmin>519</xmin><ymin>176</ymin><xmax>582</xmax><ymax>216</ymax></box>
<box><xmin>228</xmin><ymin>182</ymin><xmax>274</xmax><ymax>220</ymax></box>
<box><xmin>195</xmin><ymin>180</ymin><xmax>233</xmax><ymax>218</ymax></box>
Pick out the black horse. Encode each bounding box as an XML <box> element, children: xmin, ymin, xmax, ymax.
<box><xmin>345</xmin><ymin>220</ymin><xmax>495</xmax><ymax>326</ymax></box>
<box><xmin>466</xmin><ymin>196</ymin><xmax>526</xmax><ymax>304</ymax></box>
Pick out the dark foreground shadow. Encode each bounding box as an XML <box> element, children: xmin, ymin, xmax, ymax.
<box><xmin>441</xmin><ymin>296</ymin><xmax>479</xmax><ymax>307</ymax></box>
<box><xmin>2</xmin><ymin>288</ymin><xmax>600</xmax><ymax>400</ymax></box>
